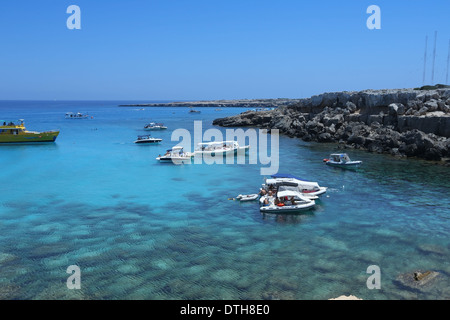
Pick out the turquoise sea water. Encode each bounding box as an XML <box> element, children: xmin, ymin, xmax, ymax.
<box><xmin>0</xmin><ymin>101</ymin><xmax>449</xmax><ymax>300</ymax></box>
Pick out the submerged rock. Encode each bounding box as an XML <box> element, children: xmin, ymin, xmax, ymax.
<box><xmin>395</xmin><ymin>270</ymin><xmax>441</xmax><ymax>290</ymax></box>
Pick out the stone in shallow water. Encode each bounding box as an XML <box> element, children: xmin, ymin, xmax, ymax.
<box><xmin>0</xmin><ymin>284</ymin><xmax>21</xmax><ymax>299</ymax></box>
<box><xmin>261</xmin><ymin>290</ymin><xmax>295</xmax><ymax>300</ymax></box>
<box><xmin>211</xmin><ymin>269</ymin><xmax>240</xmax><ymax>282</ymax></box>
<box><xmin>417</xmin><ymin>244</ymin><xmax>448</xmax><ymax>256</ymax></box>
<box><xmin>0</xmin><ymin>252</ymin><xmax>18</xmax><ymax>264</ymax></box>
<box><xmin>395</xmin><ymin>270</ymin><xmax>441</xmax><ymax>291</ymax></box>
<box><xmin>117</xmin><ymin>263</ymin><xmax>141</xmax><ymax>275</ymax></box>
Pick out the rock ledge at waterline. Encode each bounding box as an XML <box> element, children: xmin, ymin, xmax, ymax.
<box><xmin>213</xmin><ymin>88</ymin><xmax>450</xmax><ymax>162</ymax></box>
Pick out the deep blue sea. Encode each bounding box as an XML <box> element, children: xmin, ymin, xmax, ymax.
<box><xmin>0</xmin><ymin>100</ymin><xmax>449</xmax><ymax>300</ymax></box>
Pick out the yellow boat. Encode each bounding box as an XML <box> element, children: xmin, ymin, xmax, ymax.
<box><xmin>0</xmin><ymin>119</ymin><xmax>59</xmax><ymax>144</ymax></box>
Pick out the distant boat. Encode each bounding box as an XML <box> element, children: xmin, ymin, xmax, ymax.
<box><xmin>323</xmin><ymin>153</ymin><xmax>362</xmax><ymax>169</ymax></box>
<box><xmin>134</xmin><ymin>135</ymin><xmax>162</xmax><ymax>144</ymax></box>
<box><xmin>236</xmin><ymin>194</ymin><xmax>259</xmax><ymax>202</ymax></box>
<box><xmin>156</xmin><ymin>146</ymin><xmax>193</xmax><ymax>164</ymax></box>
<box><xmin>65</xmin><ymin>112</ymin><xmax>89</xmax><ymax>119</ymax></box>
<box><xmin>194</xmin><ymin>141</ymin><xmax>249</xmax><ymax>157</ymax></box>
<box><xmin>189</xmin><ymin>107</ymin><xmax>201</xmax><ymax>113</ymax></box>
<box><xmin>143</xmin><ymin>122</ymin><xmax>167</xmax><ymax>130</ymax></box>
<box><xmin>0</xmin><ymin>119</ymin><xmax>59</xmax><ymax>144</ymax></box>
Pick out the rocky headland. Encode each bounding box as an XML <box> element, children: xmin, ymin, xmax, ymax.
<box><xmin>119</xmin><ymin>98</ymin><xmax>301</xmax><ymax>108</ymax></box>
<box><xmin>213</xmin><ymin>87</ymin><xmax>450</xmax><ymax>162</ymax></box>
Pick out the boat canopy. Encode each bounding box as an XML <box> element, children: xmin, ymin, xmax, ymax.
<box><xmin>278</xmin><ymin>184</ymin><xmax>302</xmax><ymax>193</ymax></box>
<box><xmin>271</xmin><ymin>173</ymin><xmax>310</xmax><ymax>182</ymax></box>
<box><xmin>329</xmin><ymin>153</ymin><xmax>351</xmax><ymax>161</ymax></box>
<box><xmin>197</xmin><ymin>141</ymin><xmax>237</xmax><ymax>146</ymax></box>
<box><xmin>265</xmin><ymin>177</ymin><xmax>320</xmax><ymax>190</ymax></box>
<box><xmin>277</xmin><ymin>190</ymin><xmax>303</xmax><ymax>198</ymax></box>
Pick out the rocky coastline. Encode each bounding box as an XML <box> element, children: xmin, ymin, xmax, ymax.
<box><xmin>213</xmin><ymin>88</ymin><xmax>450</xmax><ymax>163</ymax></box>
<box><xmin>119</xmin><ymin>98</ymin><xmax>301</xmax><ymax>108</ymax></box>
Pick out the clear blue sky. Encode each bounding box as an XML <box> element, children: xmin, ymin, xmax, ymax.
<box><xmin>0</xmin><ymin>0</ymin><xmax>449</xmax><ymax>100</ymax></box>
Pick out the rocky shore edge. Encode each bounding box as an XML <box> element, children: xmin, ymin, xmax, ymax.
<box><xmin>213</xmin><ymin>88</ymin><xmax>450</xmax><ymax>163</ymax></box>
<box><xmin>119</xmin><ymin>98</ymin><xmax>301</xmax><ymax>108</ymax></box>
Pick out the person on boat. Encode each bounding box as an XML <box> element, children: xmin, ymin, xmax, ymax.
<box><xmin>260</xmin><ymin>189</ymin><xmax>267</xmax><ymax>196</ymax></box>
<box><xmin>290</xmin><ymin>196</ymin><xmax>296</xmax><ymax>205</ymax></box>
<box><xmin>262</xmin><ymin>197</ymin><xmax>269</xmax><ymax>206</ymax></box>
<box><xmin>276</xmin><ymin>197</ymin><xmax>285</xmax><ymax>207</ymax></box>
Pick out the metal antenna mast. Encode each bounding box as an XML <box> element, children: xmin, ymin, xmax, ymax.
<box><xmin>423</xmin><ymin>35</ymin><xmax>428</xmax><ymax>85</ymax></box>
<box><xmin>431</xmin><ymin>31</ymin><xmax>437</xmax><ymax>84</ymax></box>
<box><xmin>446</xmin><ymin>39</ymin><xmax>450</xmax><ymax>85</ymax></box>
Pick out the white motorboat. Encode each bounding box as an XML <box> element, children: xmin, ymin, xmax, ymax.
<box><xmin>134</xmin><ymin>135</ymin><xmax>162</xmax><ymax>144</ymax></box>
<box><xmin>156</xmin><ymin>146</ymin><xmax>193</xmax><ymax>164</ymax></box>
<box><xmin>323</xmin><ymin>153</ymin><xmax>362</xmax><ymax>169</ymax></box>
<box><xmin>262</xmin><ymin>173</ymin><xmax>327</xmax><ymax>198</ymax></box>
<box><xmin>144</xmin><ymin>122</ymin><xmax>167</xmax><ymax>130</ymax></box>
<box><xmin>236</xmin><ymin>194</ymin><xmax>259</xmax><ymax>202</ymax></box>
<box><xmin>194</xmin><ymin>141</ymin><xmax>250</xmax><ymax>157</ymax></box>
<box><xmin>65</xmin><ymin>112</ymin><xmax>89</xmax><ymax>119</ymax></box>
<box><xmin>259</xmin><ymin>190</ymin><xmax>316</xmax><ymax>213</ymax></box>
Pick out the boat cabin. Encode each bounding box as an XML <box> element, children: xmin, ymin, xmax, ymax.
<box><xmin>329</xmin><ymin>153</ymin><xmax>351</xmax><ymax>163</ymax></box>
<box><xmin>0</xmin><ymin>120</ymin><xmax>25</xmax><ymax>134</ymax></box>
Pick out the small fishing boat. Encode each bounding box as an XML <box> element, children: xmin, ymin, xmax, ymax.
<box><xmin>65</xmin><ymin>112</ymin><xmax>89</xmax><ymax>119</ymax></box>
<box><xmin>323</xmin><ymin>153</ymin><xmax>362</xmax><ymax>168</ymax></box>
<box><xmin>143</xmin><ymin>122</ymin><xmax>167</xmax><ymax>130</ymax></box>
<box><xmin>134</xmin><ymin>135</ymin><xmax>162</xmax><ymax>144</ymax></box>
<box><xmin>259</xmin><ymin>190</ymin><xmax>316</xmax><ymax>213</ymax></box>
<box><xmin>262</xmin><ymin>173</ymin><xmax>327</xmax><ymax>198</ymax></box>
<box><xmin>236</xmin><ymin>194</ymin><xmax>259</xmax><ymax>202</ymax></box>
<box><xmin>194</xmin><ymin>141</ymin><xmax>250</xmax><ymax>157</ymax></box>
<box><xmin>189</xmin><ymin>108</ymin><xmax>201</xmax><ymax>113</ymax></box>
<box><xmin>156</xmin><ymin>146</ymin><xmax>193</xmax><ymax>163</ymax></box>
<box><xmin>0</xmin><ymin>119</ymin><xmax>59</xmax><ymax>144</ymax></box>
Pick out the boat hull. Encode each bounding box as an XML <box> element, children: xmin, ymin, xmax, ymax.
<box><xmin>260</xmin><ymin>202</ymin><xmax>315</xmax><ymax>213</ymax></box>
<box><xmin>195</xmin><ymin>146</ymin><xmax>250</xmax><ymax>157</ymax></box>
<box><xmin>135</xmin><ymin>139</ymin><xmax>162</xmax><ymax>144</ymax></box>
<box><xmin>0</xmin><ymin>131</ymin><xmax>59</xmax><ymax>144</ymax></box>
<box><xmin>325</xmin><ymin>161</ymin><xmax>362</xmax><ymax>169</ymax></box>
<box><xmin>156</xmin><ymin>156</ymin><xmax>192</xmax><ymax>164</ymax></box>
<box><xmin>143</xmin><ymin>127</ymin><xmax>167</xmax><ymax>131</ymax></box>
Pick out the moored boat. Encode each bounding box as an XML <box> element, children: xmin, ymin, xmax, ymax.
<box><xmin>65</xmin><ymin>112</ymin><xmax>89</xmax><ymax>119</ymax></box>
<box><xmin>144</xmin><ymin>122</ymin><xmax>167</xmax><ymax>130</ymax></box>
<box><xmin>262</xmin><ymin>173</ymin><xmax>327</xmax><ymax>198</ymax></box>
<box><xmin>189</xmin><ymin>108</ymin><xmax>201</xmax><ymax>113</ymax></box>
<box><xmin>259</xmin><ymin>189</ymin><xmax>316</xmax><ymax>213</ymax></box>
<box><xmin>194</xmin><ymin>141</ymin><xmax>250</xmax><ymax>157</ymax></box>
<box><xmin>156</xmin><ymin>146</ymin><xmax>193</xmax><ymax>164</ymax></box>
<box><xmin>134</xmin><ymin>135</ymin><xmax>162</xmax><ymax>144</ymax></box>
<box><xmin>0</xmin><ymin>120</ymin><xmax>59</xmax><ymax>144</ymax></box>
<box><xmin>323</xmin><ymin>153</ymin><xmax>362</xmax><ymax>169</ymax></box>
<box><xmin>236</xmin><ymin>194</ymin><xmax>259</xmax><ymax>202</ymax></box>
